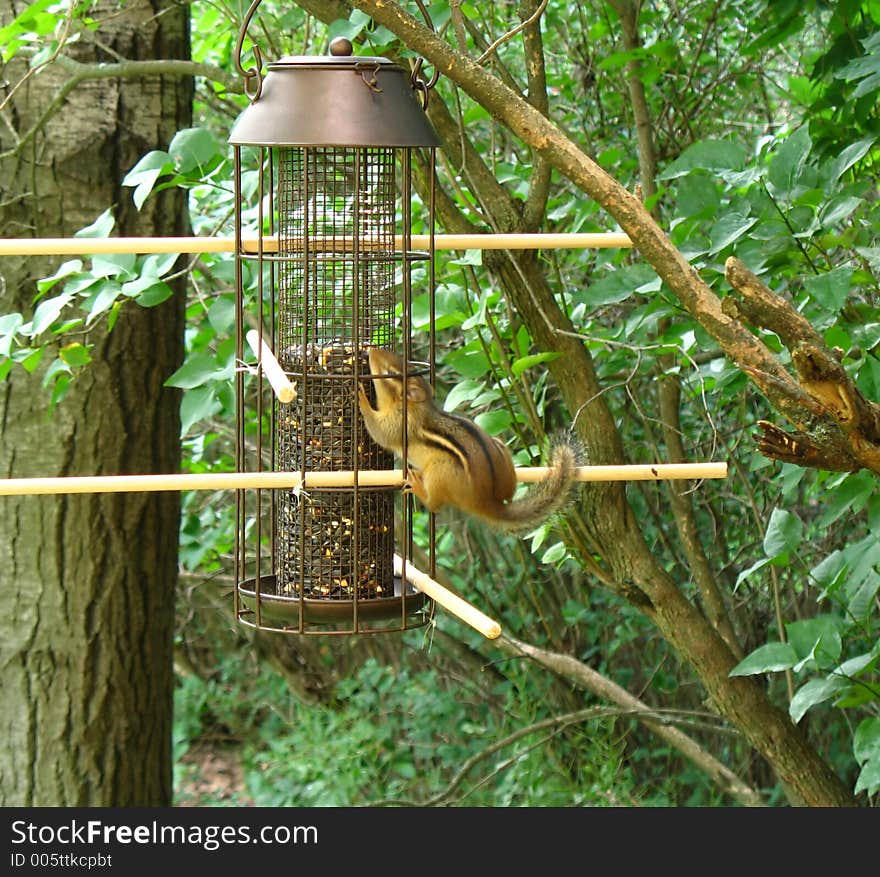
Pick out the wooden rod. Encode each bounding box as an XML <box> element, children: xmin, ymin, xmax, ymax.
<box><xmin>245</xmin><ymin>330</ymin><xmax>295</xmax><ymax>404</ymax></box>
<box><xmin>0</xmin><ymin>463</ymin><xmax>727</xmax><ymax>496</ymax></box>
<box><xmin>0</xmin><ymin>470</ymin><xmax>402</xmax><ymax>496</ymax></box>
<box><xmin>0</xmin><ymin>232</ymin><xmax>632</xmax><ymax>256</ymax></box>
<box><xmin>521</xmin><ymin>462</ymin><xmax>729</xmax><ymax>482</ymax></box>
<box><xmin>394</xmin><ymin>554</ymin><xmax>501</xmax><ymax>640</ymax></box>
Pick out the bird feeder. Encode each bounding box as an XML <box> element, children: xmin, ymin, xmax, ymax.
<box><xmin>229</xmin><ymin>11</ymin><xmax>440</xmax><ymax>634</ymax></box>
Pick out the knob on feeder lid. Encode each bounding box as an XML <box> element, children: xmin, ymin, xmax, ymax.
<box><xmin>329</xmin><ymin>36</ymin><xmax>353</xmax><ymax>56</ymax></box>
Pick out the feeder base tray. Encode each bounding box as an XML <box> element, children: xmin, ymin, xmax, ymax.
<box><xmin>236</xmin><ymin>574</ymin><xmax>430</xmax><ymax>629</ymax></box>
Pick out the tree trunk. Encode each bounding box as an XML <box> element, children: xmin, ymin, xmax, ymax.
<box><xmin>0</xmin><ymin>0</ymin><xmax>191</xmax><ymax>805</ymax></box>
<box><xmin>348</xmin><ymin>0</ymin><xmax>857</xmax><ymax>806</ymax></box>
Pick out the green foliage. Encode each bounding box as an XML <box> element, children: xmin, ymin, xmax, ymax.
<box><xmin>731</xmin><ymin>502</ymin><xmax>880</xmax><ymax>795</ymax></box>
<box><xmin>5</xmin><ymin>0</ymin><xmax>880</xmax><ymax>806</ymax></box>
<box><xmin>0</xmin><ymin>0</ymin><xmax>98</xmax><ymax>63</ymax></box>
<box><xmin>173</xmin><ymin>652</ymin><xmax>647</xmax><ymax>807</ymax></box>
<box><xmin>661</xmin><ymin>118</ymin><xmax>880</xmax><ymax>800</ymax></box>
<box><xmin>0</xmin><ymin>209</ymin><xmax>186</xmax><ymax>407</ymax></box>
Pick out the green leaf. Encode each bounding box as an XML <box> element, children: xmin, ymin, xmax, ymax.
<box><xmin>180</xmin><ymin>386</ymin><xmax>222</xmax><ymax>435</ymax></box>
<box><xmin>671</xmin><ymin>173</ymin><xmax>721</xmax><ymax>218</ymax></box>
<box><xmin>511</xmin><ymin>352</ymin><xmax>561</xmax><ymax>377</ymax></box>
<box><xmin>828</xmin><ymin>138</ymin><xmax>874</xmax><ymax>184</ymax></box>
<box><xmin>443</xmin><ymin>379</ymin><xmax>484</xmax><ymax>412</ymax></box>
<box><xmin>207</xmin><ymin>296</ymin><xmax>236</xmax><ymax>334</ymax></box>
<box><xmin>708</xmin><ymin>213</ymin><xmax>758</xmax><ymax>254</ymax></box>
<box><xmin>444</xmin><ymin>348</ymin><xmax>492</xmax><ymax>379</ymax></box>
<box><xmin>819</xmin><ymin>195</ymin><xmax>862</xmax><ymax>229</ymax></box>
<box><xmin>165</xmin><ymin>351</ymin><xmax>234</xmax><ymax>390</ymax></box>
<box><xmin>90</xmin><ymin>253</ymin><xmax>137</xmax><ymax>280</ymax></box>
<box><xmin>85</xmin><ymin>282</ymin><xmax>122</xmax><ymax>325</ymax></box>
<box><xmin>816</xmin><ymin>470</ymin><xmax>874</xmax><ymax>528</ymax></box>
<box><xmin>121</xmin><ymin>274</ymin><xmax>161</xmax><ymax>298</ymax></box>
<box><xmin>576</xmin><ymin>264</ymin><xmax>657</xmax><ymax>307</ymax></box>
<box><xmin>141</xmin><ymin>251</ymin><xmax>181</xmax><ymax>278</ymax></box>
<box><xmin>0</xmin><ymin>0</ymin><xmax>57</xmax><ymax>61</ymax></box>
<box><xmin>134</xmin><ymin>282</ymin><xmax>174</xmax><ymax>308</ymax></box>
<box><xmin>768</xmin><ymin>125</ymin><xmax>812</xmax><ymax>196</ymax></box>
<box><xmin>461</xmin><ymin>288</ymin><xmax>498</xmax><ymax>330</ymax></box>
<box><xmin>658</xmin><ymin>139</ymin><xmax>747</xmax><ymax>180</ymax></box>
<box><xmin>41</xmin><ymin>355</ymin><xmax>70</xmax><ymax>386</ymax></box>
<box><xmin>35</xmin><ymin>259</ymin><xmax>83</xmax><ymax>296</ymax></box>
<box><xmin>855</xmin><ymin>756</ymin><xmax>880</xmax><ymax>796</ymax></box>
<box><xmin>169</xmin><ymin>127</ymin><xmax>221</xmax><ymax>174</ymax></box>
<box><xmin>789</xmin><ymin>676</ymin><xmax>848</xmax><ymax>723</ymax></box>
<box><xmin>786</xmin><ymin>616</ymin><xmax>842</xmax><ymax>668</ymax></box>
<box><xmin>48</xmin><ymin>373</ymin><xmax>71</xmax><ymax>410</ymax></box>
<box><xmin>804</xmin><ymin>266</ymin><xmax>852</xmax><ymax>312</ymax></box>
<box><xmin>449</xmin><ymin>249</ymin><xmax>482</xmax><ymax>266</ymax></box>
<box><xmin>734</xmin><ymin>556</ymin><xmax>771</xmax><ymax>590</ymax></box>
<box><xmin>122</xmin><ymin>150</ymin><xmax>174</xmax><ymax>210</ymax></box>
<box><xmin>729</xmin><ymin>642</ymin><xmax>798</xmax><ymax>676</ymax></box>
<box><xmin>26</xmin><ymin>292</ymin><xmax>73</xmax><ymax>336</ymax></box>
<box><xmin>809</xmin><ymin>549</ymin><xmax>847</xmax><ymax>593</ymax></box>
<box><xmin>854</xmin><ymin>717</ymin><xmax>880</xmax><ymax>766</ymax></box>
<box><xmin>541</xmin><ymin>542</ymin><xmax>568</xmax><ymax>565</ymax></box>
<box><xmin>835</xmin><ymin>33</ymin><xmax>880</xmax><ymax>98</ymax></box>
<box><xmin>855</xmin><ymin>246</ymin><xmax>880</xmax><ymax>272</ymax></box>
<box><xmin>763</xmin><ymin>507</ymin><xmax>803</xmax><ymax>559</ymax></box>
<box><xmin>123</xmin><ymin>149</ymin><xmax>174</xmax><ymax>185</ymax></box>
<box><xmin>74</xmin><ymin>209</ymin><xmax>115</xmax><ymax>239</ymax></box>
<box><xmin>834</xmin><ymin>651</ymin><xmax>879</xmax><ymax>681</ymax></box>
<box><xmin>474</xmin><ymin>409</ymin><xmax>511</xmax><ymax>435</ymax></box>
<box><xmin>19</xmin><ymin>347</ymin><xmax>43</xmax><ymax>374</ymax></box>
<box><xmin>59</xmin><ymin>343</ymin><xmax>91</xmax><ymax>368</ymax></box>
<box><xmin>0</xmin><ymin>313</ymin><xmax>23</xmax><ymax>356</ymax></box>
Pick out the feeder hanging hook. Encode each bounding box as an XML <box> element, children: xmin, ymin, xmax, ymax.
<box><xmin>411</xmin><ymin>0</ymin><xmax>440</xmax><ymax>108</ymax></box>
<box><xmin>235</xmin><ymin>0</ymin><xmax>266</xmax><ymax>102</ymax></box>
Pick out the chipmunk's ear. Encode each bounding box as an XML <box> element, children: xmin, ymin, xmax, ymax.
<box><xmin>405</xmin><ymin>376</ymin><xmax>431</xmax><ymax>403</ymax></box>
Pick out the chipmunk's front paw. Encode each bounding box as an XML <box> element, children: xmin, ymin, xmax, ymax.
<box><xmin>357</xmin><ymin>381</ymin><xmax>371</xmax><ymax>411</ymax></box>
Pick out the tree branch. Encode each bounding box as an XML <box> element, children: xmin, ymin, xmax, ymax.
<box><xmin>347</xmin><ymin>0</ymin><xmax>858</xmax><ymax>807</ymax></box>
<box><xmin>1</xmin><ymin>54</ymin><xmax>241</xmax><ymax>161</ymax></box>
<box><xmin>519</xmin><ymin>0</ymin><xmax>552</xmax><ymax>230</ymax></box>
<box><xmin>498</xmin><ymin>633</ymin><xmax>766</xmax><ymax>806</ymax></box>
<box><xmin>476</xmin><ymin>0</ymin><xmax>549</xmax><ymax>65</ymax></box>
<box><xmin>345</xmin><ymin>1</ymin><xmax>806</xmax><ymax>423</ymax></box>
<box><xmin>725</xmin><ymin>257</ymin><xmax>880</xmax><ymax>472</ymax></box>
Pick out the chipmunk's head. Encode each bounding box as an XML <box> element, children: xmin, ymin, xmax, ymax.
<box><xmin>366</xmin><ymin>348</ymin><xmax>432</xmax><ymax>407</ymax></box>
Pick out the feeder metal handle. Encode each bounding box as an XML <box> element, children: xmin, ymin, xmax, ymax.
<box><xmin>235</xmin><ymin>0</ymin><xmax>265</xmax><ymax>101</ymax></box>
<box><xmin>234</xmin><ymin>0</ymin><xmax>440</xmax><ymax>106</ymax></box>
<box><xmin>411</xmin><ymin>0</ymin><xmax>440</xmax><ymax>108</ymax></box>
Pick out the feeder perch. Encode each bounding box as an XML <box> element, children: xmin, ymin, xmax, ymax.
<box><xmin>229</xmin><ymin>13</ymin><xmax>441</xmax><ymax>634</ymax></box>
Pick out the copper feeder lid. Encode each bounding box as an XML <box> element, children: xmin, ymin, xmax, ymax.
<box><xmin>229</xmin><ymin>37</ymin><xmax>439</xmax><ymax>148</ymax></box>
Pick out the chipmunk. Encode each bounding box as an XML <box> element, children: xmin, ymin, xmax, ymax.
<box><xmin>358</xmin><ymin>347</ymin><xmax>577</xmax><ymax>532</ymax></box>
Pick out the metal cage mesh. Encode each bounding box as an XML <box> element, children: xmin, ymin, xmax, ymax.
<box><xmin>234</xmin><ymin>143</ymin><xmax>432</xmax><ymax>634</ymax></box>
<box><xmin>276</xmin><ymin>147</ymin><xmax>397</xmax><ymax>351</ymax></box>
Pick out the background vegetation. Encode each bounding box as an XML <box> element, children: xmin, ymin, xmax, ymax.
<box><xmin>1</xmin><ymin>0</ymin><xmax>878</xmax><ymax>806</ymax></box>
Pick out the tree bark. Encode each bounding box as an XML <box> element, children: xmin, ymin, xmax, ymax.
<box><xmin>0</xmin><ymin>0</ymin><xmax>191</xmax><ymax>805</ymax></box>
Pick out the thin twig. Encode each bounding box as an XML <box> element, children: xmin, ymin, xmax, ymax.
<box><xmin>476</xmin><ymin>0</ymin><xmax>549</xmax><ymax>65</ymax></box>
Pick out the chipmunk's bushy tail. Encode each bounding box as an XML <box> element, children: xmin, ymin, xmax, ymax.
<box><xmin>492</xmin><ymin>435</ymin><xmax>579</xmax><ymax>533</ymax></box>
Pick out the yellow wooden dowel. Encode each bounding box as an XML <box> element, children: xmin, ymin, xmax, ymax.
<box><xmin>245</xmin><ymin>330</ymin><xmax>296</xmax><ymax>404</ymax></box>
<box><xmin>521</xmin><ymin>462</ymin><xmax>729</xmax><ymax>482</ymax></box>
<box><xmin>0</xmin><ymin>232</ymin><xmax>632</xmax><ymax>257</ymax></box>
<box><xmin>0</xmin><ymin>463</ymin><xmax>727</xmax><ymax>496</ymax></box>
<box><xmin>393</xmin><ymin>553</ymin><xmax>501</xmax><ymax>640</ymax></box>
